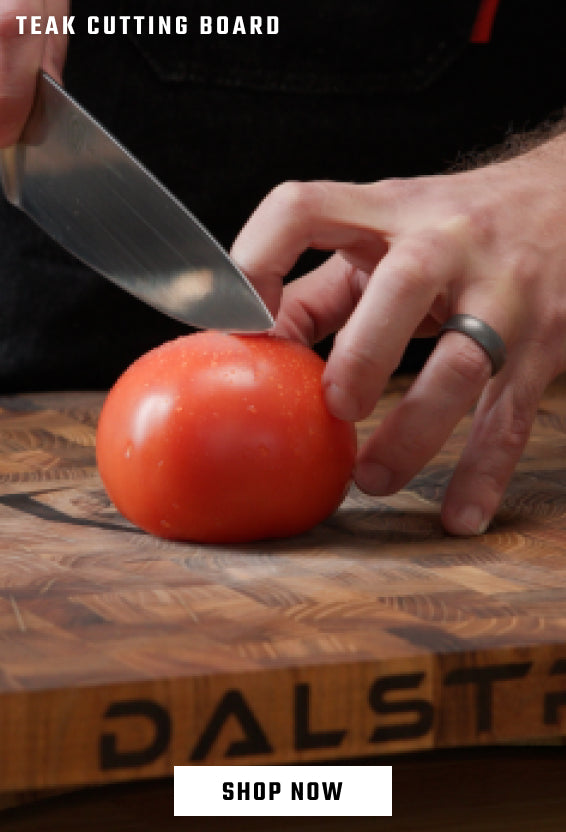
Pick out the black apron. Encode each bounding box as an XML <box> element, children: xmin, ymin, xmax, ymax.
<box><xmin>1</xmin><ymin>0</ymin><xmax>564</xmax><ymax>392</ymax></box>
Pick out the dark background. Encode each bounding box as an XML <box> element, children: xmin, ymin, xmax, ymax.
<box><xmin>1</xmin><ymin>0</ymin><xmax>565</xmax><ymax>392</ymax></box>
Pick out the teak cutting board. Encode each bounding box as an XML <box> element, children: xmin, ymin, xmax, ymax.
<box><xmin>2</xmin><ymin>376</ymin><xmax>566</xmax><ymax>791</ymax></box>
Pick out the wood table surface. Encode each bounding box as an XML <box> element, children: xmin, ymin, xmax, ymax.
<box><xmin>2</xmin><ymin>376</ymin><xmax>566</xmax><ymax>794</ymax></box>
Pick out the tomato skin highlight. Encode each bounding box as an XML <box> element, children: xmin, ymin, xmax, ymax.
<box><xmin>96</xmin><ymin>332</ymin><xmax>357</xmax><ymax>543</ymax></box>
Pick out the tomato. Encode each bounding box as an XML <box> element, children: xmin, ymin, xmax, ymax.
<box><xmin>96</xmin><ymin>331</ymin><xmax>357</xmax><ymax>543</ymax></box>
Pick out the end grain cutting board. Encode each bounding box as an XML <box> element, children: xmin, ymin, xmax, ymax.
<box><xmin>1</xmin><ymin>377</ymin><xmax>566</xmax><ymax>790</ymax></box>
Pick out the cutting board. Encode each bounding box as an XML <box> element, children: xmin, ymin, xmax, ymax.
<box><xmin>2</xmin><ymin>377</ymin><xmax>566</xmax><ymax>791</ymax></box>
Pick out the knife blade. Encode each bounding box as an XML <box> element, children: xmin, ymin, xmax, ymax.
<box><xmin>0</xmin><ymin>72</ymin><xmax>274</xmax><ymax>333</ymax></box>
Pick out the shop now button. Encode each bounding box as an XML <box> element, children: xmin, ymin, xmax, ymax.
<box><xmin>174</xmin><ymin>765</ymin><xmax>392</xmax><ymax>817</ymax></box>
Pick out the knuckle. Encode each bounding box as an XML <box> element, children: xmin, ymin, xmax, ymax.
<box><xmin>501</xmin><ymin>414</ymin><xmax>532</xmax><ymax>455</ymax></box>
<box><xmin>469</xmin><ymin>396</ymin><xmax>535</xmax><ymax>488</ymax></box>
<box><xmin>338</xmin><ymin>338</ymin><xmax>386</xmax><ymax>380</ymax></box>
<box><xmin>269</xmin><ymin>180</ymin><xmax>326</xmax><ymax>223</ymax></box>
<box><xmin>394</xmin><ymin>237</ymin><xmax>444</xmax><ymax>292</ymax></box>
<box><xmin>501</xmin><ymin>390</ymin><xmax>536</xmax><ymax>453</ymax></box>
<box><xmin>460</xmin><ymin>203</ymin><xmax>498</xmax><ymax>249</ymax></box>
<box><xmin>511</xmin><ymin>245</ymin><xmax>544</xmax><ymax>291</ymax></box>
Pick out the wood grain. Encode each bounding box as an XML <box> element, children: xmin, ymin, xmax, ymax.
<box><xmin>2</xmin><ymin>378</ymin><xmax>566</xmax><ymax>789</ymax></box>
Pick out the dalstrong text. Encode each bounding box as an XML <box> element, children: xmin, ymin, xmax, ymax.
<box><xmin>99</xmin><ymin>658</ymin><xmax>566</xmax><ymax>770</ymax></box>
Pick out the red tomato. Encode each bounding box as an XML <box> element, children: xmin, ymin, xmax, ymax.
<box><xmin>96</xmin><ymin>331</ymin><xmax>357</xmax><ymax>543</ymax></box>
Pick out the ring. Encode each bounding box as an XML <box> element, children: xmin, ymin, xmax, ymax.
<box><xmin>439</xmin><ymin>314</ymin><xmax>507</xmax><ymax>376</ymax></box>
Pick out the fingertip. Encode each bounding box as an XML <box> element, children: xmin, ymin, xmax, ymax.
<box><xmin>271</xmin><ymin>316</ymin><xmax>310</xmax><ymax>345</ymax></box>
<box><xmin>442</xmin><ymin>504</ymin><xmax>490</xmax><ymax>537</ymax></box>
<box><xmin>229</xmin><ymin>235</ymin><xmax>250</xmax><ymax>272</ymax></box>
<box><xmin>354</xmin><ymin>460</ymin><xmax>393</xmax><ymax>495</ymax></box>
<box><xmin>230</xmin><ymin>251</ymin><xmax>282</xmax><ymax>321</ymax></box>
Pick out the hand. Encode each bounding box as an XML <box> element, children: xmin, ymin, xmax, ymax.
<box><xmin>0</xmin><ymin>0</ymin><xmax>69</xmax><ymax>147</ymax></box>
<box><xmin>231</xmin><ymin>136</ymin><xmax>566</xmax><ymax>535</ymax></box>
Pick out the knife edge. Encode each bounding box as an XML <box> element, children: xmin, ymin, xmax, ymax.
<box><xmin>0</xmin><ymin>72</ymin><xmax>274</xmax><ymax>334</ymax></box>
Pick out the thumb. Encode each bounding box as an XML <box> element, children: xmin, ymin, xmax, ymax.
<box><xmin>42</xmin><ymin>0</ymin><xmax>70</xmax><ymax>84</ymax></box>
<box><xmin>0</xmin><ymin>4</ymin><xmax>45</xmax><ymax>147</ymax></box>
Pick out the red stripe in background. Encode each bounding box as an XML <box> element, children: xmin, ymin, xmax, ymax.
<box><xmin>470</xmin><ymin>0</ymin><xmax>502</xmax><ymax>43</ymax></box>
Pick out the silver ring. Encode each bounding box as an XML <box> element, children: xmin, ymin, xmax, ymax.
<box><xmin>439</xmin><ymin>314</ymin><xmax>507</xmax><ymax>375</ymax></box>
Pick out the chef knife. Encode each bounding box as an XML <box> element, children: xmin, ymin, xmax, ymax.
<box><xmin>0</xmin><ymin>71</ymin><xmax>274</xmax><ymax>332</ymax></box>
